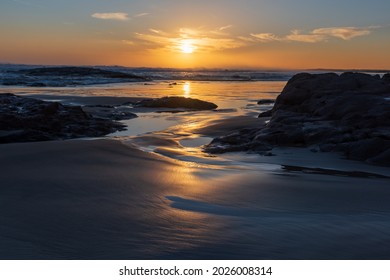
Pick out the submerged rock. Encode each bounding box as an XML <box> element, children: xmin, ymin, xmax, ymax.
<box><xmin>206</xmin><ymin>72</ymin><xmax>390</xmax><ymax>166</ymax></box>
<box><xmin>0</xmin><ymin>93</ymin><xmax>125</xmax><ymax>143</ymax></box>
<box><xmin>136</xmin><ymin>96</ymin><xmax>218</xmax><ymax>110</ymax></box>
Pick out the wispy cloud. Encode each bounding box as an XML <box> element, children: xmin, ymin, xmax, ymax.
<box><xmin>123</xmin><ymin>25</ymin><xmax>379</xmax><ymax>53</ymax></box>
<box><xmin>179</xmin><ymin>28</ymin><xmax>200</xmax><ymax>37</ymax></box>
<box><xmin>91</xmin><ymin>12</ymin><xmax>129</xmax><ymax>21</ymax></box>
<box><xmin>134</xmin><ymin>13</ymin><xmax>149</xmax><ymax>18</ymax></box>
<box><xmin>122</xmin><ymin>40</ymin><xmax>135</xmax><ymax>45</ymax></box>
<box><xmin>250</xmin><ymin>33</ymin><xmax>282</xmax><ymax>42</ymax></box>
<box><xmin>285</xmin><ymin>30</ymin><xmax>325</xmax><ymax>43</ymax></box>
<box><xmin>149</xmin><ymin>29</ymin><xmax>161</xmax><ymax>34</ymax></box>
<box><xmin>311</xmin><ymin>27</ymin><xmax>373</xmax><ymax>40</ymax></box>
<box><xmin>250</xmin><ymin>26</ymin><xmax>377</xmax><ymax>43</ymax></box>
<box><xmin>132</xmin><ymin>26</ymin><xmax>245</xmax><ymax>53</ymax></box>
<box><xmin>219</xmin><ymin>25</ymin><xmax>233</xmax><ymax>31</ymax></box>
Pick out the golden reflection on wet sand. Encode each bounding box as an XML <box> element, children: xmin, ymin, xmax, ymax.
<box><xmin>136</xmin><ymin>153</ymin><xmax>276</xmax><ymax>256</ymax></box>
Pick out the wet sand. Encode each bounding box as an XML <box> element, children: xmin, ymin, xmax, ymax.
<box><xmin>1</xmin><ymin>138</ymin><xmax>390</xmax><ymax>259</ymax></box>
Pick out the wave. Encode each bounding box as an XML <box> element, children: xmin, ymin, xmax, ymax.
<box><xmin>0</xmin><ymin>65</ymin><xmax>295</xmax><ymax>87</ymax></box>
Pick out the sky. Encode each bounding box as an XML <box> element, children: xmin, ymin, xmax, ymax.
<box><xmin>1</xmin><ymin>0</ymin><xmax>390</xmax><ymax>69</ymax></box>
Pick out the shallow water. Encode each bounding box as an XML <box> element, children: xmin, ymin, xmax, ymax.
<box><xmin>1</xmin><ymin>80</ymin><xmax>283</xmax><ymax>152</ymax></box>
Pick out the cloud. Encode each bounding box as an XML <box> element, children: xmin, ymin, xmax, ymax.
<box><xmin>249</xmin><ymin>26</ymin><xmax>376</xmax><ymax>44</ymax></box>
<box><xmin>312</xmin><ymin>27</ymin><xmax>372</xmax><ymax>40</ymax></box>
<box><xmin>133</xmin><ymin>27</ymin><xmax>246</xmax><ymax>53</ymax></box>
<box><xmin>210</xmin><ymin>25</ymin><xmax>233</xmax><ymax>36</ymax></box>
<box><xmin>179</xmin><ymin>28</ymin><xmax>200</xmax><ymax>37</ymax></box>
<box><xmin>285</xmin><ymin>30</ymin><xmax>325</xmax><ymax>43</ymax></box>
<box><xmin>91</xmin><ymin>13</ymin><xmax>129</xmax><ymax>21</ymax></box>
<box><xmin>123</xmin><ymin>25</ymin><xmax>379</xmax><ymax>53</ymax></box>
<box><xmin>237</xmin><ymin>36</ymin><xmax>257</xmax><ymax>42</ymax></box>
<box><xmin>250</xmin><ymin>33</ymin><xmax>282</xmax><ymax>42</ymax></box>
<box><xmin>149</xmin><ymin>29</ymin><xmax>161</xmax><ymax>34</ymax></box>
<box><xmin>122</xmin><ymin>40</ymin><xmax>135</xmax><ymax>45</ymax></box>
<box><xmin>219</xmin><ymin>25</ymin><xmax>233</xmax><ymax>31</ymax></box>
<box><xmin>134</xmin><ymin>13</ymin><xmax>149</xmax><ymax>18</ymax></box>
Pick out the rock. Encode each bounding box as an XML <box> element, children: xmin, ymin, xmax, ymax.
<box><xmin>383</xmin><ymin>73</ymin><xmax>390</xmax><ymax>83</ymax></box>
<box><xmin>17</xmin><ymin>66</ymin><xmax>147</xmax><ymax>80</ymax></box>
<box><xmin>0</xmin><ymin>93</ymin><xmax>125</xmax><ymax>143</ymax></box>
<box><xmin>4</xmin><ymin>67</ymin><xmax>149</xmax><ymax>87</ymax></box>
<box><xmin>257</xmin><ymin>99</ymin><xmax>275</xmax><ymax>104</ymax></box>
<box><xmin>30</xmin><ymin>82</ymin><xmax>47</xmax><ymax>87</ymax></box>
<box><xmin>368</xmin><ymin>149</ymin><xmax>390</xmax><ymax>166</ymax></box>
<box><xmin>205</xmin><ymin>72</ymin><xmax>390</xmax><ymax>166</ymax></box>
<box><xmin>136</xmin><ymin>96</ymin><xmax>218</xmax><ymax>110</ymax></box>
<box><xmin>342</xmin><ymin>138</ymin><xmax>390</xmax><ymax>162</ymax></box>
<box><xmin>258</xmin><ymin>110</ymin><xmax>272</xmax><ymax>118</ymax></box>
<box><xmin>83</xmin><ymin>105</ymin><xmax>138</xmax><ymax>121</ymax></box>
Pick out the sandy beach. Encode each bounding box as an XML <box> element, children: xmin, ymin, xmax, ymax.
<box><xmin>1</xmin><ymin>134</ymin><xmax>389</xmax><ymax>259</ymax></box>
<box><xmin>1</xmin><ymin>69</ymin><xmax>389</xmax><ymax>260</ymax></box>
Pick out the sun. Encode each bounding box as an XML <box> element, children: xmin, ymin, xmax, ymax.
<box><xmin>180</xmin><ymin>40</ymin><xmax>195</xmax><ymax>54</ymax></box>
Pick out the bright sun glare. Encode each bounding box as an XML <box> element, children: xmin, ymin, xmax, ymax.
<box><xmin>180</xmin><ymin>40</ymin><xmax>195</xmax><ymax>54</ymax></box>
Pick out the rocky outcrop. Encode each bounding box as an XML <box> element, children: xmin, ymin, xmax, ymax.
<box><xmin>17</xmin><ymin>66</ymin><xmax>146</xmax><ymax>80</ymax></box>
<box><xmin>83</xmin><ymin>105</ymin><xmax>138</xmax><ymax>121</ymax></box>
<box><xmin>0</xmin><ymin>93</ymin><xmax>126</xmax><ymax>143</ymax></box>
<box><xmin>135</xmin><ymin>96</ymin><xmax>218</xmax><ymax>110</ymax></box>
<box><xmin>205</xmin><ymin>72</ymin><xmax>390</xmax><ymax>166</ymax></box>
<box><xmin>257</xmin><ymin>99</ymin><xmax>275</xmax><ymax>104</ymax></box>
<box><xmin>2</xmin><ymin>67</ymin><xmax>148</xmax><ymax>87</ymax></box>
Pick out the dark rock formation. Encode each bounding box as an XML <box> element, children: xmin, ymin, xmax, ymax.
<box><xmin>0</xmin><ymin>93</ymin><xmax>125</xmax><ymax>143</ymax></box>
<box><xmin>257</xmin><ymin>99</ymin><xmax>275</xmax><ymax>104</ymax></box>
<box><xmin>206</xmin><ymin>72</ymin><xmax>390</xmax><ymax>166</ymax></box>
<box><xmin>2</xmin><ymin>66</ymin><xmax>148</xmax><ymax>87</ymax></box>
<box><xmin>135</xmin><ymin>96</ymin><xmax>218</xmax><ymax>110</ymax></box>
<box><xmin>83</xmin><ymin>105</ymin><xmax>138</xmax><ymax>121</ymax></box>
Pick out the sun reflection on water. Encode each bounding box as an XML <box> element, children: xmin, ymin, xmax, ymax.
<box><xmin>183</xmin><ymin>82</ymin><xmax>191</xmax><ymax>97</ymax></box>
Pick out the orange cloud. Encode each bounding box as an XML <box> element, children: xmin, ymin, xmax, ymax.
<box><xmin>312</xmin><ymin>27</ymin><xmax>373</xmax><ymax>40</ymax></box>
<box><xmin>91</xmin><ymin>13</ymin><xmax>129</xmax><ymax>21</ymax></box>
<box><xmin>250</xmin><ymin>33</ymin><xmax>282</xmax><ymax>42</ymax></box>
<box><xmin>133</xmin><ymin>27</ymin><xmax>246</xmax><ymax>53</ymax></box>
<box><xmin>249</xmin><ymin>26</ymin><xmax>376</xmax><ymax>43</ymax></box>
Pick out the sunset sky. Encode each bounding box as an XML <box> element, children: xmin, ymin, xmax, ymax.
<box><xmin>1</xmin><ymin>0</ymin><xmax>390</xmax><ymax>69</ymax></box>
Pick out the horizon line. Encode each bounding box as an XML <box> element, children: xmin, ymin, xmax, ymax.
<box><xmin>0</xmin><ymin>62</ymin><xmax>389</xmax><ymax>73</ymax></box>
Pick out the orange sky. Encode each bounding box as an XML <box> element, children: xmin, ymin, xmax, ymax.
<box><xmin>1</xmin><ymin>0</ymin><xmax>389</xmax><ymax>69</ymax></box>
